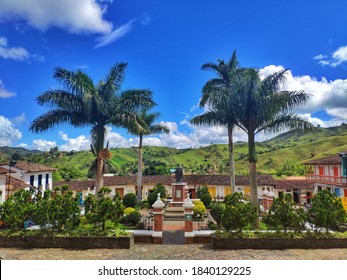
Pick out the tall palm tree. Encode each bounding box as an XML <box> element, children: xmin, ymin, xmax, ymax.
<box><xmin>190</xmin><ymin>51</ymin><xmax>239</xmax><ymax>193</ymax></box>
<box><xmin>128</xmin><ymin>110</ymin><xmax>170</xmax><ymax>200</ymax></box>
<box><xmin>231</xmin><ymin>67</ymin><xmax>312</xmax><ymax>216</ymax></box>
<box><xmin>29</xmin><ymin>63</ymin><xmax>155</xmax><ymax>195</ymax></box>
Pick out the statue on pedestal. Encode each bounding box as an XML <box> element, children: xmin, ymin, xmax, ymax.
<box><xmin>175</xmin><ymin>164</ymin><xmax>184</xmax><ymax>183</ymax></box>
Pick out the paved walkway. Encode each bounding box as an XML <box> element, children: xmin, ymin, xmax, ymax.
<box><xmin>1</xmin><ymin>244</ymin><xmax>347</xmax><ymax>260</ymax></box>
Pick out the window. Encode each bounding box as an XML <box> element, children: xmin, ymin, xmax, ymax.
<box><xmin>38</xmin><ymin>174</ymin><xmax>42</xmax><ymax>187</ymax></box>
<box><xmin>343</xmin><ymin>158</ymin><xmax>347</xmax><ymax>176</ymax></box>
<box><xmin>45</xmin><ymin>174</ymin><xmax>49</xmax><ymax>185</ymax></box>
<box><xmin>30</xmin><ymin>175</ymin><xmax>34</xmax><ymax>186</ymax></box>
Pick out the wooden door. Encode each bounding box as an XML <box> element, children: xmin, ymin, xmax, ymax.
<box><xmin>115</xmin><ymin>188</ymin><xmax>124</xmax><ymax>198</ymax></box>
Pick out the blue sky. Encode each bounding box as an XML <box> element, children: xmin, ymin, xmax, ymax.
<box><xmin>0</xmin><ymin>0</ymin><xmax>347</xmax><ymax>151</ymax></box>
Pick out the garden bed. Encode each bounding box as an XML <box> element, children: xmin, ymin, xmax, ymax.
<box><xmin>0</xmin><ymin>233</ymin><xmax>134</xmax><ymax>249</ymax></box>
<box><xmin>211</xmin><ymin>234</ymin><xmax>347</xmax><ymax>250</ymax></box>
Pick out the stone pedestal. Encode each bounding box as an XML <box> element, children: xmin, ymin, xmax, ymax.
<box><xmin>152</xmin><ymin>193</ymin><xmax>164</xmax><ymax>244</ymax></box>
<box><xmin>262</xmin><ymin>189</ymin><xmax>275</xmax><ymax>212</ymax></box>
<box><xmin>170</xmin><ymin>182</ymin><xmax>188</xmax><ymax>207</ymax></box>
<box><xmin>183</xmin><ymin>194</ymin><xmax>194</xmax><ymax>243</ymax></box>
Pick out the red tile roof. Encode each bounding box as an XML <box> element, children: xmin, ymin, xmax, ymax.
<box><xmin>53</xmin><ymin>174</ymin><xmax>277</xmax><ymax>191</ymax></box>
<box><xmin>0</xmin><ymin>167</ymin><xmax>15</xmax><ymax>174</ymax></box>
<box><xmin>6</xmin><ymin>176</ymin><xmax>32</xmax><ymax>191</ymax></box>
<box><xmin>275</xmin><ymin>179</ymin><xmax>315</xmax><ymax>190</ymax></box>
<box><xmin>0</xmin><ymin>162</ymin><xmax>58</xmax><ymax>172</ymax></box>
<box><xmin>304</xmin><ymin>154</ymin><xmax>344</xmax><ymax>165</ymax></box>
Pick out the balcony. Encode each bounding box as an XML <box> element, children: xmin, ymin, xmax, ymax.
<box><xmin>306</xmin><ymin>173</ymin><xmax>347</xmax><ymax>186</ymax></box>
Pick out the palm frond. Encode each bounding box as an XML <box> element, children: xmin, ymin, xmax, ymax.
<box><xmin>190</xmin><ymin>111</ymin><xmax>226</xmax><ymax>127</ymax></box>
<box><xmin>36</xmin><ymin>89</ymin><xmax>84</xmax><ymax>110</ymax></box>
<box><xmin>29</xmin><ymin>109</ymin><xmax>88</xmax><ymax>133</ymax></box>
<box><xmin>53</xmin><ymin>67</ymin><xmax>94</xmax><ymax>95</ymax></box>
<box><xmin>99</xmin><ymin>62</ymin><xmax>127</xmax><ymax>97</ymax></box>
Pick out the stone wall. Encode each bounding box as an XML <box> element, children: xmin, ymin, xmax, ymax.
<box><xmin>0</xmin><ymin>234</ymin><xmax>134</xmax><ymax>249</ymax></box>
<box><xmin>212</xmin><ymin>236</ymin><xmax>347</xmax><ymax>250</ymax></box>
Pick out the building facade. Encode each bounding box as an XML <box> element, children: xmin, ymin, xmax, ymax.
<box><xmin>53</xmin><ymin>174</ymin><xmax>277</xmax><ymax>202</ymax></box>
<box><xmin>304</xmin><ymin>152</ymin><xmax>347</xmax><ymax>198</ymax></box>
<box><xmin>0</xmin><ymin>162</ymin><xmax>57</xmax><ymax>203</ymax></box>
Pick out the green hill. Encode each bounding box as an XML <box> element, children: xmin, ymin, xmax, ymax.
<box><xmin>1</xmin><ymin>124</ymin><xmax>347</xmax><ymax>180</ymax></box>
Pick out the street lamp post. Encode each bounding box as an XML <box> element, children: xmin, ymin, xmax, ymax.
<box><xmin>7</xmin><ymin>161</ymin><xmax>16</xmax><ymax>199</ymax></box>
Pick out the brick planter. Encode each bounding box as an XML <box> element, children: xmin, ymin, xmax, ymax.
<box><xmin>212</xmin><ymin>235</ymin><xmax>347</xmax><ymax>250</ymax></box>
<box><xmin>0</xmin><ymin>233</ymin><xmax>134</xmax><ymax>249</ymax></box>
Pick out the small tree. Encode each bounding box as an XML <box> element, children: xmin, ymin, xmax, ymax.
<box><xmin>122</xmin><ymin>193</ymin><xmax>137</xmax><ymax>208</ymax></box>
<box><xmin>2</xmin><ymin>189</ymin><xmax>35</xmax><ymax>230</ymax></box>
<box><xmin>148</xmin><ymin>183</ymin><xmax>167</xmax><ymax>207</ymax></box>
<box><xmin>33</xmin><ymin>185</ymin><xmax>80</xmax><ymax>233</ymax></box>
<box><xmin>210</xmin><ymin>203</ymin><xmax>225</xmax><ymax>225</ymax></box>
<box><xmin>200</xmin><ymin>192</ymin><xmax>212</xmax><ymax>208</ymax></box>
<box><xmin>196</xmin><ymin>185</ymin><xmax>209</xmax><ymax>199</ymax></box>
<box><xmin>84</xmin><ymin>187</ymin><xmax>124</xmax><ymax>232</ymax></box>
<box><xmin>221</xmin><ymin>192</ymin><xmax>257</xmax><ymax>233</ymax></box>
<box><xmin>308</xmin><ymin>189</ymin><xmax>347</xmax><ymax>232</ymax></box>
<box><xmin>263</xmin><ymin>193</ymin><xmax>306</xmax><ymax>233</ymax></box>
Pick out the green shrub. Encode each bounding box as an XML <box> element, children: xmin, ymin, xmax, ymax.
<box><xmin>122</xmin><ymin>210</ymin><xmax>141</xmax><ymax>225</ymax></box>
<box><xmin>2</xmin><ymin>189</ymin><xmax>35</xmax><ymax>230</ymax></box>
<box><xmin>122</xmin><ymin>193</ymin><xmax>137</xmax><ymax>208</ymax></box>
<box><xmin>193</xmin><ymin>202</ymin><xmax>206</xmax><ymax>219</ymax></box>
<box><xmin>148</xmin><ymin>183</ymin><xmax>167</xmax><ymax>207</ymax></box>
<box><xmin>221</xmin><ymin>192</ymin><xmax>257</xmax><ymax>233</ymax></box>
<box><xmin>200</xmin><ymin>192</ymin><xmax>212</xmax><ymax>208</ymax></box>
<box><xmin>196</xmin><ymin>186</ymin><xmax>209</xmax><ymax>199</ymax></box>
<box><xmin>263</xmin><ymin>193</ymin><xmax>306</xmax><ymax>232</ymax></box>
<box><xmin>124</xmin><ymin>207</ymin><xmax>136</xmax><ymax>216</ymax></box>
<box><xmin>210</xmin><ymin>203</ymin><xmax>225</xmax><ymax>225</ymax></box>
<box><xmin>84</xmin><ymin>187</ymin><xmax>124</xmax><ymax>232</ymax></box>
<box><xmin>307</xmin><ymin>189</ymin><xmax>347</xmax><ymax>232</ymax></box>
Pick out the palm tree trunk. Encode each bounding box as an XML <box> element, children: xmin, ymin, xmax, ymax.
<box><xmin>248</xmin><ymin>131</ymin><xmax>259</xmax><ymax>227</ymax></box>
<box><xmin>95</xmin><ymin>157</ymin><xmax>104</xmax><ymax>196</ymax></box>
<box><xmin>228</xmin><ymin>124</ymin><xmax>236</xmax><ymax>193</ymax></box>
<box><xmin>137</xmin><ymin>135</ymin><xmax>143</xmax><ymax>201</ymax></box>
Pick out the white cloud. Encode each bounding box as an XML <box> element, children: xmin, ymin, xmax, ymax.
<box><xmin>59</xmin><ymin>132</ymin><xmax>90</xmax><ymax>151</ymax></box>
<box><xmin>105</xmin><ymin>126</ymin><xmax>132</xmax><ymax>148</ymax></box>
<box><xmin>95</xmin><ymin>13</ymin><xmax>151</xmax><ymax>48</ymax></box>
<box><xmin>0</xmin><ymin>79</ymin><xmax>16</xmax><ymax>98</ymax></box>
<box><xmin>95</xmin><ymin>19</ymin><xmax>135</xmax><ymax>48</ymax></box>
<box><xmin>332</xmin><ymin>46</ymin><xmax>347</xmax><ymax>66</ymax></box>
<box><xmin>314</xmin><ymin>45</ymin><xmax>347</xmax><ymax>67</ymax></box>
<box><xmin>32</xmin><ymin>139</ymin><xmax>57</xmax><ymax>151</ymax></box>
<box><xmin>0</xmin><ymin>115</ymin><xmax>22</xmax><ymax>146</ymax></box>
<box><xmin>0</xmin><ymin>36</ymin><xmax>44</xmax><ymax>62</ymax></box>
<box><xmin>0</xmin><ymin>36</ymin><xmax>29</xmax><ymax>61</ymax></box>
<box><xmin>259</xmin><ymin>65</ymin><xmax>347</xmax><ymax>121</ymax></box>
<box><xmin>159</xmin><ymin>121</ymin><xmax>178</xmax><ymax>133</ymax></box>
<box><xmin>11</xmin><ymin>113</ymin><xmax>26</xmax><ymax>125</ymax></box>
<box><xmin>0</xmin><ymin>0</ymin><xmax>112</xmax><ymax>34</ymax></box>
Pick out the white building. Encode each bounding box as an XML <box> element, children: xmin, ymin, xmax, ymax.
<box><xmin>0</xmin><ymin>162</ymin><xmax>57</xmax><ymax>202</ymax></box>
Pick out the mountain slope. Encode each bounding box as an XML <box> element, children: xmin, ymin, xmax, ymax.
<box><xmin>1</xmin><ymin>124</ymin><xmax>346</xmax><ymax>180</ymax></box>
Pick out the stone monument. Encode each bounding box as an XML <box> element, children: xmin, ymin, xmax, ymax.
<box><xmin>171</xmin><ymin>164</ymin><xmax>187</xmax><ymax>206</ymax></box>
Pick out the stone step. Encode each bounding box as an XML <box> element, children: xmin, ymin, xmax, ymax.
<box><xmin>164</xmin><ymin>213</ymin><xmax>184</xmax><ymax>217</ymax></box>
<box><xmin>164</xmin><ymin>216</ymin><xmax>185</xmax><ymax>221</ymax></box>
<box><xmin>165</xmin><ymin>207</ymin><xmax>184</xmax><ymax>212</ymax></box>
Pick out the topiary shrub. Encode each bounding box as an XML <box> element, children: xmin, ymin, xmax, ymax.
<box><xmin>122</xmin><ymin>210</ymin><xmax>142</xmax><ymax>225</ymax></box>
<box><xmin>210</xmin><ymin>203</ymin><xmax>225</xmax><ymax>225</ymax></box>
<box><xmin>148</xmin><ymin>183</ymin><xmax>167</xmax><ymax>207</ymax></box>
<box><xmin>123</xmin><ymin>207</ymin><xmax>136</xmax><ymax>216</ymax></box>
<box><xmin>200</xmin><ymin>192</ymin><xmax>212</xmax><ymax>208</ymax></box>
<box><xmin>196</xmin><ymin>185</ymin><xmax>209</xmax><ymax>199</ymax></box>
<box><xmin>193</xmin><ymin>201</ymin><xmax>206</xmax><ymax>219</ymax></box>
<box><xmin>122</xmin><ymin>193</ymin><xmax>137</xmax><ymax>208</ymax></box>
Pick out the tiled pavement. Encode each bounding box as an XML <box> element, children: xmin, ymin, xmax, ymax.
<box><xmin>1</xmin><ymin>245</ymin><xmax>347</xmax><ymax>260</ymax></box>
